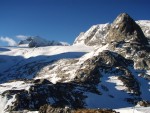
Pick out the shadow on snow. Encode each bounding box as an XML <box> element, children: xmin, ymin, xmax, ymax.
<box><xmin>0</xmin><ymin>52</ymin><xmax>86</xmax><ymax>84</ymax></box>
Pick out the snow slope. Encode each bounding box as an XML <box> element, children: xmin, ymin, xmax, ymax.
<box><xmin>136</xmin><ymin>20</ymin><xmax>150</xmax><ymax>39</ymax></box>
<box><xmin>73</xmin><ymin>23</ymin><xmax>110</xmax><ymax>46</ymax></box>
<box><xmin>0</xmin><ymin>81</ymin><xmax>34</xmax><ymax>113</ymax></box>
<box><xmin>0</xmin><ymin>44</ymin><xmax>150</xmax><ymax>112</ymax></box>
<box><xmin>0</xmin><ymin>46</ymin><xmax>94</xmax><ymax>73</ymax></box>
<box><xmin>0</xmin><ymin>45</ymin><xmax>94</xmax><ymax>112</ymax></box>
<box><xmin>115</xmin><ymin>106</ymin><xmax>150</xmax><ymax>113</ymax></box>
<box><xmin>0</xmin><ymin>44</ymin><xmax>112</xmax><ymax>85</ymax></box>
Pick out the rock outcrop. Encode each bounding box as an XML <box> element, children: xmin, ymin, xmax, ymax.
<box><xmin>106</xmin><ymin>13</ymin><xmax>148</xmax><ymax>45</ymax></box>
<box><xmin>39</xmin><ymin>105</ymin><xmax>116</xmax><ymax>113</ymax></box>
<box><xmin>105</xmin><ymin>13</ymin><xmax>150</xmax><ymax>70</ymax></box>
<box><xmin>73</xmin><ymin>15</ymin><xmax>150</xmax><ymax>47</ymax></box>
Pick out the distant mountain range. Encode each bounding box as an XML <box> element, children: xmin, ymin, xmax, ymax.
<box><xmin>18</xmin><ymin>36</ymin><xmax>70</xmax><ymax>47</ymax></box>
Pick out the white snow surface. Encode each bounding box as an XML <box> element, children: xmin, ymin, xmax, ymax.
<box><xmin>27</xmin><ymin>111</ymin><xmax>38</xmax><ymax>113</ymax></box>
<box><xmin>0</xmin><ymin>81</ymin><xmax>34</xmax><ymax>113</ymax></box>
<box><xmin>115</xmin><ymin>107</ymin><xmax>150</xmax><ymax>113</ymax></box>
<box><xmin>79</xmin><ymin>44</ymin><xmax>109</xmax><ymax>61</ymax></box>
<box><xmin>0</xmin><ymin>45</ymin><xmax>94</xmax><ymax>74</ymax></box>
<box><xmin>73</xmin><ymin>23</ymin><xmax>110</xmax><ymax>45</ymax></box>
<box><xmin>0</xmin><ymin>45</ymin><xmax>96</xmax><ymax>85</ymax></box>
<box><xmin>85</xmin><ymin>71</ymin><xmax>132</xmax><ymax>109</ymax></box>
<box><xmin>136</xmin><ymin>20</ymin><xmax>150</xmax><ymax>38</ymax></box>
<box><xmin>0</xmin><ymin>81</ymin><xmax>33</xmax><ymax>94</ymax></box>
<box><xmin>0</xmin><ymin>45</ymin><xmax>94</xmax><ymax>112</ymax></box>
<box><xmin>0</xmin><ymin>45</ymin><xmax>93</xmax><ymax>59</ymax></box>
<box><xmin>0</xmin><ymin>94</ymin><xmax>18</xmax><ymax>113</ymax></box>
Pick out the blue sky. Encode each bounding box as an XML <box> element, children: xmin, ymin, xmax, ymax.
<box><xmin>0</xmin><ymin>0</ymin><xmax>150</xmax><ymax>46</ymax></box>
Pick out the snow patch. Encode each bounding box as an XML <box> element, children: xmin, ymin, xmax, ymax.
<box><xmin>115</xmin><ymin>106</ymin><xmax>150</xmax><ymax>113</ymax></box>
<box><xmin>79</xmin><ymin>44</ymin><xmax>109</xmax><ymax>61</ymax></box>
<box><xmin>0</xmin><ymin>94</ymin><xmax>16</xmax><ymax>113</ymax></box>
<box><xmin>107</xmin><ymin>76</ymin><xmax>127</xmax><ymax>91</ymax></box>
<box><xmin>0</xmin><ymin>81</ymin><xmax>33</xmax><ymax>94</ymax></box>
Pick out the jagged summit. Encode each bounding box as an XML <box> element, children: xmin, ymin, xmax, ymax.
<box><xmin>113</xmin><ymin>13</ymin><xmax>131</xmax><ymax>24</ymax></box>
<box><xmin>73</xmin><ymin>13</ymin><xmax>149</xmax><ymax>47</ymax></box>
<box><xmin>106</xmin><ymin>13</ymin><xmax>148</xmax><ymax>44</ymax></box>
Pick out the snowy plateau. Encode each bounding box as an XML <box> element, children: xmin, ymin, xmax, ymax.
<box><xmin>0</xmin><ymin>13</ymin><xmax>150</xmax><ymax>113</ymax></box>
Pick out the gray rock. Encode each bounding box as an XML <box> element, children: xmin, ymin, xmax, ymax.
<box><xmin>106</xmin><ymin>13</ymin><xmax>148</xmax><ymax>45</ymax></box>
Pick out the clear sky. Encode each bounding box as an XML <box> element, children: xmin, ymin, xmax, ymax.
<box><xmin>0</xmin><ymin>0</ymin><xmax>150</xmax><ymax>46</ymax></box>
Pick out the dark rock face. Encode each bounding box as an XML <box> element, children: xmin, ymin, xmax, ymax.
<box><xmin>75</xmin><ymin>50</ymin><xmax>140</xmax><ymax>96</ymax></box>
<box><xmin>39</xmin><ymin>105</ymin><xmax>117</xmax><ymax>113</ymax></box>
<box><xmin>107</xmin><ymin>13</ymin><xmax>148</xmax><ymax>45</ymax></box>
<box><xmin>137</xmin><ymin>100</ymin><xmax>150</xmax><ymax>107</ymax></box>
<box><xmin>75</xmin><ymin>50</ymin><xmax>132</xmax><ymax>84</ymax></box>
<box><xmin>3</xmin><ymin>79</ymin><xmax>100</xmax><ymax>111</ymax></box>
<box><xmin>134</xmin><ymin>58</ymin><xmax>150</xmax><ymax>70</ymax></box>
<box><xmin>118</xmin><ymin>76</ymin><xmax>141</xmax><ymax>96</ymax></box>
<box><xmin>39</xmin><ymin>105</ymin><xmax>73</xmax><ymax>113</ymax></box>
<box><xmin>106</xmin><ymin>13</ymin><xmax>150</xmax><ymax>70</ymax></box>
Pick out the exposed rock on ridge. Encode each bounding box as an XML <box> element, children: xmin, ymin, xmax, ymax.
<box><xmin>73</xmin><ymin>14</ymin><xmax>150</xmax><ymax>47</ymax></box>
<box><xmin>73</xmin><ymin>24</ymin><xmax>110</xmax><ymax>46</ymax></box>
<box><xmin>106</xmin><ymin>13</ymin><xmax>148</xmax><ymax>45</ymax></box>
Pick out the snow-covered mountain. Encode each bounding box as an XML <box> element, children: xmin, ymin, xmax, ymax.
<box><xmin>18</xmin><ymin>36</ymin><xmax>70</xmax><ymax>47</ymax></box>
<box><xmin>73</xmin><ymin>20</ymin><xmax>150</xmax><ymax>46</ymax></box>
<box><xmin>136</xmin><ymin>20</ymin><xmax>150</xmax><ymax>39</ymax></box>
<box><xmin>0</xmin><ymin>13</ymin><xmax>150</xmax><ymax>113</ymax></box>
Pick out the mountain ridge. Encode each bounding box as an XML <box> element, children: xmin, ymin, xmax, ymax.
<box><xmin>18</xmin><ymin>36</ymin><xmax>70</xmax><ymax>47</ymax></box>
<box><xmin>73</xmin><ymin>19</ymin><xmax>150</xmax><ymax>46</ymax></box>
<box><xmin>0</xmin><ymin>13</ymin><xmax>150</xmax><ymax>113</ymax></box>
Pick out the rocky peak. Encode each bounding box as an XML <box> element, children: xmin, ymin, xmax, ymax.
<box><xmin>106</xmin><ymin>13</ymin><xmax>148</xmax><ymax>45</ymax></box>
<box><xmin>114</xmin><ymin>13</ymin><xmax>131</xmax><ymax>24</ymax></box>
